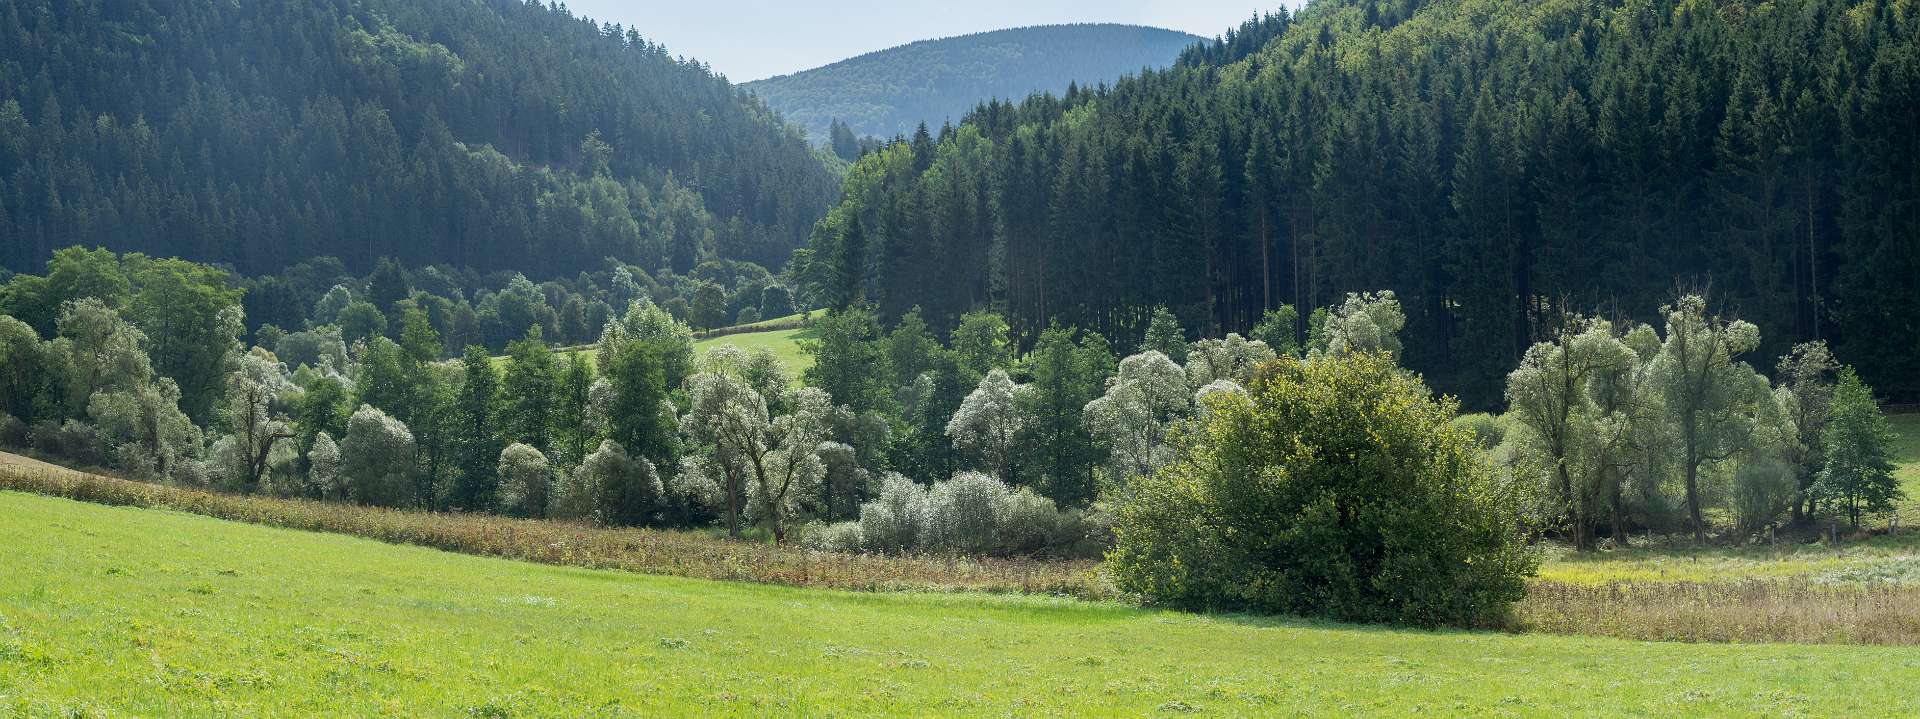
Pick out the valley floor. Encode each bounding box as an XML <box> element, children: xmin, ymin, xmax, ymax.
<box><xmin>2</xmin><ymin>491</ymin><xmax>1915</xmax><ymax>717</ymax></box>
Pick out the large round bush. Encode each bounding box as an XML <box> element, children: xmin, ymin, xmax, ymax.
<box><xmin>1109</xmin><ymin>352</ymin><xmax>1534</xmax><ymax>628</ymax></box>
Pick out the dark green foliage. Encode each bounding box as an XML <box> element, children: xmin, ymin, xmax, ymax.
<box><xmin>1016</xmin><ymin>327</ymin><xmax>1113</xmax><ymax>506</ymax></box>
<box><xmin>1141</xmin><ymin>308</ymin><xmax>1187</xmax><ymax>363</ymax></box>
<box><xmin>1250</xmin><ymin>306</ymin><xmax>1301</xmax><ymax>357</ymax></box>
<box><xmin>745</xmin><ymin>24</ymin><xmax>1203</xmax><ymax>143</ymax></box>
<box><xmin>295</xmin><ymin>377</ymin><xmax>351</xmax><ymax>457</ymax></box>
<box><xmin>950</xmin><ymin>311</ymin><xmax>1012</xmax><ymax>377</ymax></box>
<box><xmin>397</xmin><ymin>308</ymin><xmax>442</xmax><ymax>365</ymax></box>
<box><xmin>552</xmin><ymin>352</ymin><xmax>597</xmax><ymax>469</ymax></box>
<box><xmin>759</xmin><ymin>284</ymin><xmax>796</xmax><ymax>319</ymax></box>
<box><xmin>1110</xmin><ymin>352</ymin><xmax>1534</xmax><ymax>628</ymax></box>
<box><xmin>502</xmin><ymin>329</ymin><xmax>557</xmax><ymax>452</ymax></box>
<box><xmin>0</xmin><ymin>0</ymin><xmax>835</xmax><ymax>279</ymax></box>
<box><xmin>802</xmin><ymin>307</ymin><xmax>894</xmax><ymax>415</ymax></box>
<box><xmin>603</xmin><ymin>339</ymin><xmax>678</xmax><ymax>472</ymax></box>
<box><xmin>798</xmin><ymin>0</ymin><xmax>1920</xmax><ymax>405</ymax></box>
<box><xmin>336</xmin><ymin>302</ymin><xmax>388</xmax><ymax>345</ymax></box>
<box><xmin>125</xmin><ymin>258</ymin><xmax>244</xmax><ymax>425</ymax></box>
<box><xmin>1815</xmin><ymin>369</ymin><xmax>1902</xmax><ymax>529</ymax></box>
<box><xmin>448</xmin><ymin>347</ymin><xmax>503</xmax><ymax>511</ymax></box>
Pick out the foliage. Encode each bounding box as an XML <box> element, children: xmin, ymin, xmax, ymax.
<box><xmin>796</xmin><ymin>0</ymin><xmax>1920</xmax><ymax>408</ymax></box>
<box><xmin>744</xmin><ymin>24</ymin><xmax>1200</xmax><ymax>143</ymax></box>
<box><xmin>496</xmin><ymin>443</ymin><xmax>553</xmax><ymax>518</ymax></box>
<box><xmin>1647</xmin><ymin>295</ymin><xmax>1772</xmax><ymax>540</ymax></box>
<box><xmin>1110</xmin><ymin>352</ymin><xmax>1535</xmax><ymax>627</ymax></box>
<box><xmin>338</xmin><ymin>404</ymin><xmax>415</xmax><ymax>507</ymax></box>
<box><xmin>1082</xmin><ymin>351</ymin><xmax>1191</xmax><ymax>485</ymax></box>
<box><xmin>574</xmin><ymin>439</ymin><xmax>666</xmax><ymax>527</ymax></box>
<box><xmin>1815</xmin><ymin>369</ymin><xmax>1902</xmax><ymax>528</ymax></box>
<box><xmin>0</xmin><ymin>0</ymin><xmax>835</xmax><ymax>278</ymax></box>
<box><xmin>945</xmin><ymin>369</ymin><xmax>1025</xmax><ymax>480</ymax></box>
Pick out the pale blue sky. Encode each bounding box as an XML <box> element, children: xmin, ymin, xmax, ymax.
<box><xmin>563</xmin><ymin>1</ymin><xmax>1285</xmax><ymax>82</ymax></box>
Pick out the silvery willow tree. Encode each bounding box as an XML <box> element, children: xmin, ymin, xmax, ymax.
<box><xmin>681</xmin><ymin>347</ymin><xmax>835</xmax><ymax>543</ymax></box>
<box><xmin>213</xmin><ymin>349</ymin><xmax>296</xmax><ymax>491</ymax></box>
<box><xmin>1082</xmin><ymin>351</ymin><xmax>1192</xmax><ymax>485</ymax></box>
<box><xmin>1646</xmin><ymin>295</ymin><xmax>1772</xmax><ymax>541</ymax></box>
<box><xmin>497</xmin><ymin>442</ymin><xmax>553</xmax><ymax>518</ymax></box>
<box><xmin>340</xmin><ymin>404</ymin><xmax>416</xmax><ymax>507</ymax></box>
<box><xmin>946</xmin><ymin>369</ymin><xmax>1026</xmax><ymax>480</ymax></box>
<box><xmin>1505</xmin><ymin>317</ymin><xmax>1639</xmax><ymax>551</ymax></box>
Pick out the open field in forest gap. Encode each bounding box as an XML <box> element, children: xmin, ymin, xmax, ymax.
<box><xmin>4</xmin><ymin>490</ymin><xmax>1919</xmax><ymax>717</ymax></box>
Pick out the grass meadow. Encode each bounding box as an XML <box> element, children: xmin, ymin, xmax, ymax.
<box><xmin>5</xmin><ymin>490</ymin><xmax>1918</xmax><ymax>717</ymax></box>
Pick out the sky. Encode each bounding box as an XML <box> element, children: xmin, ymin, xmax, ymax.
<box><xmin>563</xmin><ymin>1</ymin><xmax>1283</xmax><ymax>82</ymax></box>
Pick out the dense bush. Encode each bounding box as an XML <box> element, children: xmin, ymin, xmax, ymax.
<box><xmin>1109</xmin><ymin>352</ymin><xmax>1535</xmax><ymax>628</ymax></box>
<box><xmin>805</xmin><ymin>471</ymin><xmax>1099</xmax><ymax>558</ymax></box>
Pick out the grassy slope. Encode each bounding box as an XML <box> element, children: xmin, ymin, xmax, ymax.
<box><xmin>692</xmin><ymin>326</ymin><xmax>817</xmax><ymax>379</ymax></box>
<box><xmin>3</xmin><ymin>492</ymin><xmax>1917</xmax><ymax>716</ymax></box>
<box><xmin>497</xmin><ymin>314</ymin><xmax>818</xmax><ymax>378</ymax></box>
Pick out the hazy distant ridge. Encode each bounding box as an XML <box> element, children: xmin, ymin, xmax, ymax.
<box><xmin>746</xmin><ymin>24</ymin><xmax>1204</xmax><ymax>142</ymax></box>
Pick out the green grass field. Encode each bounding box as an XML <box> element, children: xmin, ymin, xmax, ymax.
<box><xmin>691</xmin><ymin>326</ymin><xmax>816</xmax><ymax>379</ymax></box>
<box><xmin>3</xmin><ymin>491</ymin><xmax>1916</xmax><ymax>717</ymax></box>
<box><xmin>495</xmin><ymin>317</ymin><xmax>817</xmax><ymax>380</ymax></box>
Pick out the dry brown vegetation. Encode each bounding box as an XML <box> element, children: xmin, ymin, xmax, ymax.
<box><xmin>0</xmin><ymin>459</ymin><xmax>1107</xmax><ymax>599</ymax></box>
<box><xmin>1519</xmin><ymin>579</ymin><xmax>1920</xmax><ymax>646</ymax></box>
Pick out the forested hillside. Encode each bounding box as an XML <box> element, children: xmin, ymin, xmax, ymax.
<box><xmin>743</xmin><ymin>24</ymin><xmax>1203</xmax><ymax>148</ymax></box>
<box><xmin>797</xmin><ymin>0</ymin><xmax>1920</xmax><ymax>407</ymax></box>
<box><xmin>0</xmin><ymin>0</ymin><xmax>838</xmax><ymax>278</ymax></box>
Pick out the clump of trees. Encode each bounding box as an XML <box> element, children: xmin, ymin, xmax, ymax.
<box><xmin>1498</xmin><ymin>294</ymin><xmax>1905</xmax><ymax>548</ymax></box>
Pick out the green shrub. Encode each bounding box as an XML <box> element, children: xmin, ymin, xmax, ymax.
<box><xmin>1109</xmin><ymin>352</ymin><xmax>1534</xmax><ymax>628</ymax></box>
<box><xmin>1451</xmin><ymin>412</ymin><xmax>1507</xmax><ymax>450</ymax></box>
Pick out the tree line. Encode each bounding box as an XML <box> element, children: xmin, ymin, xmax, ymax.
<box><xmin>0</xmin><ymin>0</ymin><xmax>837</xmax><ymax>279</ymax></box>
<box><xmin>795</xmin><ymin>0</ymin><xmax>1920</xmax><ymax>410</ymax></box>
<box><xmin>0</xmin><ymin>246</ymin><xmax>1903</xmax><ymax>627</ymax></box>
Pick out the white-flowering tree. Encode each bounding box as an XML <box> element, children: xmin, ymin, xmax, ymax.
<box><xmin>340</xmin><ymin>404</ymin><xmax>415</xmax><ymax>507</ymax></box>
<box><xmin>1184</xmin><ymin>334</ymin><xmax>1276</xmax><ymax>387</ymax></box>
<box><xmin>946</xmin><ymin>369</ymin><xmax>1026</xmax><ymax>479</ymax></box>
<box><xmin>1646</xmin><ymin>295</ymin><xmax>1771</xmax><ymax>541</ymax></box>
<box><xmin>497</xmin><ymin>442</ymin><xmax>553</xmax><ymax>518</ymax></box>
<box><xmin>1320</xmin><ymin>290</ymin><xmax>1406</xmax><ymax>360</ymax></box>
<box><xmin>858</xmin><ymin>473</ymin><xmax>928</xmax><ymax>553</ymax></box>
<box><xmin>1083</xmin><ymin>351</ymin><xmax>1191</xmax><ymax>483</ymax></box>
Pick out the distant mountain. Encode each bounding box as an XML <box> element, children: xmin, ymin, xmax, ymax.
<box><xmin>745</xmin><ymin>24</ymin><xmax>1204</xmax><ymax>146</ymax></box>
<box><xmin>0</xmin><ymin>0</ymin><xmax>838</xmax><ymax>278</ymax></box>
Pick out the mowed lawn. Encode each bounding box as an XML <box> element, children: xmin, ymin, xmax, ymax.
<box><xmin>3</xmin><ymin>493</ymin><xmax>1916</xmax><ymax>717</ymax></box>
